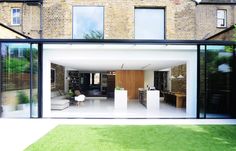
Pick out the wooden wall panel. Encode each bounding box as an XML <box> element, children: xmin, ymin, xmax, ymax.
<box><xmin>115</xmin><ymin>70</ymin><xmax>144</xmax><ymax>100</ymax></box>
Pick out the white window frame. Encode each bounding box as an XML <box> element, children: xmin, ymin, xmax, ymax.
<box><xmin>216</xmin><ymin>9</ymin><xmax>227</xmax><ymax>28</ymax></box>
<box><xmin>11</xmin><ymin>8</ymin><xmax>21</xmax><ymax>26</ymax></box>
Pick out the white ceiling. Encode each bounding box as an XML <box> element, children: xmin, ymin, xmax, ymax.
<box><xmin>46</xmin><ymin>44</ymin><xmax>194</xmax><ymax>72</ymax></box>
<box><xmin>52</xmin><ymin>59</ymin><xmax>186</xmax><ymax>71</ymax></box>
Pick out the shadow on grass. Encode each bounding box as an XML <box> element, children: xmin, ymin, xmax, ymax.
<box><xmin>25</xmin><ymin>125</ymin><xmax>236</xmax><ymax>151</ymax></box>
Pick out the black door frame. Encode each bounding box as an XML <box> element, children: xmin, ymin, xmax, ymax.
<box><xmin>232</xmin><ymin>45</ymin><xmax>236</xmax><ymax>117</ymax></box>
<box><xmin>38</xmin><ymin>43</ymin><xmax>43</xmax><ymax>118</ymax></box>
<box><xmin>0</xmin><ymin>43</ymin><xmax>2</xmax><ymax>117</ymax></box>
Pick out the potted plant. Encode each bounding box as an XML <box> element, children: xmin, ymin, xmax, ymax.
<box><xmin>67</xmin><ymin>89</ymin><xmax>74</xmax><ymax>97</ymax></box>
<box><xmin>17</xmin><ymin>91</ymin><xmax>30</xmax><ymax>110</ymax></box>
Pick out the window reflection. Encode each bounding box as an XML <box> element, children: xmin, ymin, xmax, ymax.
<box><xmin>73</xmin><ymin>6</ymin><xmax>104</xmax><ymax>39</ymax></box>
<box><xmin>203</xmin><ymin>45</ymin><xmax>233</xmax><ymax>118</ymax></box>
<box><xmin>1</xmin><ymin>43</ymin><xmax>38</xmax><ymax>118</ymax></box>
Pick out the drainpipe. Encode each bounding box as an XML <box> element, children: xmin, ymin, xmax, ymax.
<box><xmin>21</xmin><ymin>3</ymin><xmax>24</xmax><ymax>34</ymax></box>
<box><xmin>39</xmin><ymin>1</ymin><xmax>43</xmax><ymax>39</ymax></box>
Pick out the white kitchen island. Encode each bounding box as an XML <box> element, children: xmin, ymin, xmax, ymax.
<box><xmin>139</xmin><ymin>90</ymin><xmax>160</xmax><ymax>111</ymax></box>
<box><xmin>114</xmin><ymin>90</ymin><xmax>128</xmax><ymax>111</ymax></box>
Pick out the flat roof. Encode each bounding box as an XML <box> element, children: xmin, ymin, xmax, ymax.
<box><xmin>0</xmin><ymin>39</ymin><xmax>235</xmax><ymax>45</ymax></box>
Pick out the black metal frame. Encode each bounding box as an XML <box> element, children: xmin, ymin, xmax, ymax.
<box><xmin>198</xmin><ymin>2</ymin><xmax>236</xmax><ymax>5</ymax></box>
<box><xmin>0</xmin><ymin>0</ymin><xmax>42</xmax><ymax>3</ymax></box>
<box><xmin>232</xmin><ymin>45</ymin><xmax>236</xmax><ymax>117</ymax></box>
<box><xmin>0</xmin><ymin>39</ymin><xmax>235</xmax><ymax>45</ymax></box>
<box><xmin>196</xmin><ymin>44</ymin><xmax>200</xmax><ymax>118</ymax></box>
<box><xmin>38</xmin><ymin>43</ymin><xmax>43</xmax><ymax>118</ymax></box>
<box><xmin>204</xmin><ymin>45</ymin><xmax>207</xmax><ymax>119</ymax></box>
<box><xmin>0</xmin><ymin>43</ymin><xmax>2</xmax><ymax>117</ymax></box>
<box><xmin>30</xmin><ymin>44</ymin><xmax>33</xmax><ymax>117</ymax></box>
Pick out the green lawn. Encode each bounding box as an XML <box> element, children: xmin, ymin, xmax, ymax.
<box><xmin>25</xmin><ymin>125</ymin><xmax>236</xmax><ymax>151</ymax></box>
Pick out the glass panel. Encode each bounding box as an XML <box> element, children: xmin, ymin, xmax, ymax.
<box><xmin>16</xmin><ymin>17</ymin><xmax>21</xmax><ymax>25</ymax></box>
<box><xmin>205</xmin><ymin>45</ymin><xmax>233</xmax><ymax>118</ymax></box>
<box><xmin>1</xmin><ymin>43</ymin><xmax>31</xmax><ymax>118</ymax></box>
<box><xmin>73</xmin><ymin>6</ymin><xmax>104</xmax><ymax>39</ymax></box>
<box><xmin>13</xmin><ymin>18</ymin><xmax>17</xmax><ymax>25</ymax></box>
<box><xmin>135</xmin><ymin>8</ymin><xmax>165</xmax><ymax>39</ymax></box>
<box><xmin>31</xmin><ymin>44</ymin><xmax>38</xmax><ymax>117</ymax></box>
<box><xmin>12</xmin><ymin>9</ymin><xmax>16</xmax><ymax>15</ymax></box>
<box><xmin>217</xmin><ymin>10</ymin><xmax>225</xmax><ymax>19</ymax></box>
<box><xmin>217</xmin><ymin>19</ymin><xmax>224</xmax><ymax>27</ymax></box>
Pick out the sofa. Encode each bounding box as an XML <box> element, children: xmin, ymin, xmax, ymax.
<box><xmin>51</xmin><ymin>90</ymin><xmax>70</xmax><ymax>110</ymax></box>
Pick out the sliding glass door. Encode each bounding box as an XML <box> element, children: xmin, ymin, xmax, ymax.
<box><xmin>199</xmin><ymin>45</ymin><xmax>235</xmax><ymax>118</ymax></box>
<box><xmin>0</xmin><ymin>43</ymin><xmax>39</xmax><ymax>118</ymax></box>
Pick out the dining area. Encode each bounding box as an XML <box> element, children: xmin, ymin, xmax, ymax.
<box><xmin>162</xmin><ymin>91</ymin><xmax>186</xmax><ymax>108</ymax></box>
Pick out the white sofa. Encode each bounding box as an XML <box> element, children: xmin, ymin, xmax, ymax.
<box><xmin>51</xmin><ymin>91</ymin><xmax>70</xmax><ymax>110</ymax></box>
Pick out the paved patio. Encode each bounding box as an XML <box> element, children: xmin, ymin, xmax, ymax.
<box><xmin>0</xmin><ymin>119</ymin><xmax>236</xmax><ymax>151</ymax></box>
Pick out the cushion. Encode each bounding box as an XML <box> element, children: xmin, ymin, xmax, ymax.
<box><xmin>51</xmin><ymin>99</ymin><xmax>69</xmax><ymax>105</ymax></box>
<box><xmin>51</xmin><ymin>102</ymin><xmax>69</xmax><ymax>110</ymax></box>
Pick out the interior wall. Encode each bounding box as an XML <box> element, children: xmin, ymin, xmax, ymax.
<box><xmin>171</xmin><ymin>64</ymin><xmax>186</xmax><ymax>93</ymax></box>
<box><xmin>51</xmin><ymin>63</ymin><xmax>65</xmax><ymax>92</ymax></box>
<box><xmin>115</xmin><ymin>70</ymin><xmax>144</xmax><ymax>100</ymax></box>
<box><xmin>144</xmin><ymin>70</ymin><xmax>154</xmax><ymax>88</ymax></box>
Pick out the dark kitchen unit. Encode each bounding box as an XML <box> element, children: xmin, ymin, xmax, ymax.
<box><xmin>139</xmin><ymin>89</ymin><xmax>147</xmax><ymax>107</ymax></box>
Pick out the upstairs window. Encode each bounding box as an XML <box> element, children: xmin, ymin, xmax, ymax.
<box><xmin>73</xmin><ymin>6</ymin><xmax>104</xmax><ymax>39</ymax></box>
<box><xmin>217</xmin><ymin>10</ymin><xmax>227</xmax><ymax>28</ymax></box>
<box><xmin>11</xmin><ymin>8</ymin><xmax>21</xmax><ymax>25</ymax></box>
<box><xmin>135</xmin><ymin>8</ymin><xmax>165</xmax><ymax>39</ymax></box>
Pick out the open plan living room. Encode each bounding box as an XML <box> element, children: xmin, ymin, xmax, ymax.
<box><xmin>50</xmin><ymin>61</ymin><xmax>187</xmax><ymax>118</ymax></box>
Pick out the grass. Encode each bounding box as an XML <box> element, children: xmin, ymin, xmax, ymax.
<box><xmin>25</xmin><ymin>125</ymin><xmax>236</xmax><ymax>151</ymax></box>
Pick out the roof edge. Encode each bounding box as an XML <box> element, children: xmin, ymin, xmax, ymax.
<box><xmin>0</xmin><ymin>22</ymin><xmax>32</xmax><ymax>39</ymax></box>
<box><xmin>206</xmin><ymin>25</ymin><xmax>235</xmax><ymax>40</ymax></box>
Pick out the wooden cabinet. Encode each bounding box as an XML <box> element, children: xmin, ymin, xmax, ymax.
<box><xmin>115</xmin><ymin>70</ymin><xmax>144</xmax><ymax>100</ymax></box>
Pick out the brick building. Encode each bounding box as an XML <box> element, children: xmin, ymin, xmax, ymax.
<box><xmin>0</xmin><ymin>0</ymin><xmax>236</xmax><ymax>119</ymax></box>
<box><xmin>0</xmin><ymin>0</ymin><xmax>235</xmax><ymax>39</ymax></box>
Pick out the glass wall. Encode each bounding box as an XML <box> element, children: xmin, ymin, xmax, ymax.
<box><xmin>200</xmin><ymin>45</ymin><xmax>235</xmax><ymax>118</ymax></box>
<box><xmin>31</xmin><ymin>44</ymin><xmax>39</xmax><ymax>118</ymax></box>
<box><xmin>0</xmin><ymin>43</ymin><xmax>39</xmax><ymax>118</ymax></box>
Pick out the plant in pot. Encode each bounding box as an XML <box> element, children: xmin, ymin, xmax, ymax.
<box><xmin>17</xmin><ymin>91</ymin><xmax>30</xmax><ymax>110</ymax></box>
<box><xmin>67</xmin><ymin>89</ymin><xmax>74</xmax><ymax>98</ymax></box>
<box><xmin>115</xmin><ymin>86</ymin><xmax>121</xmax><ymax>90</ymax></box>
